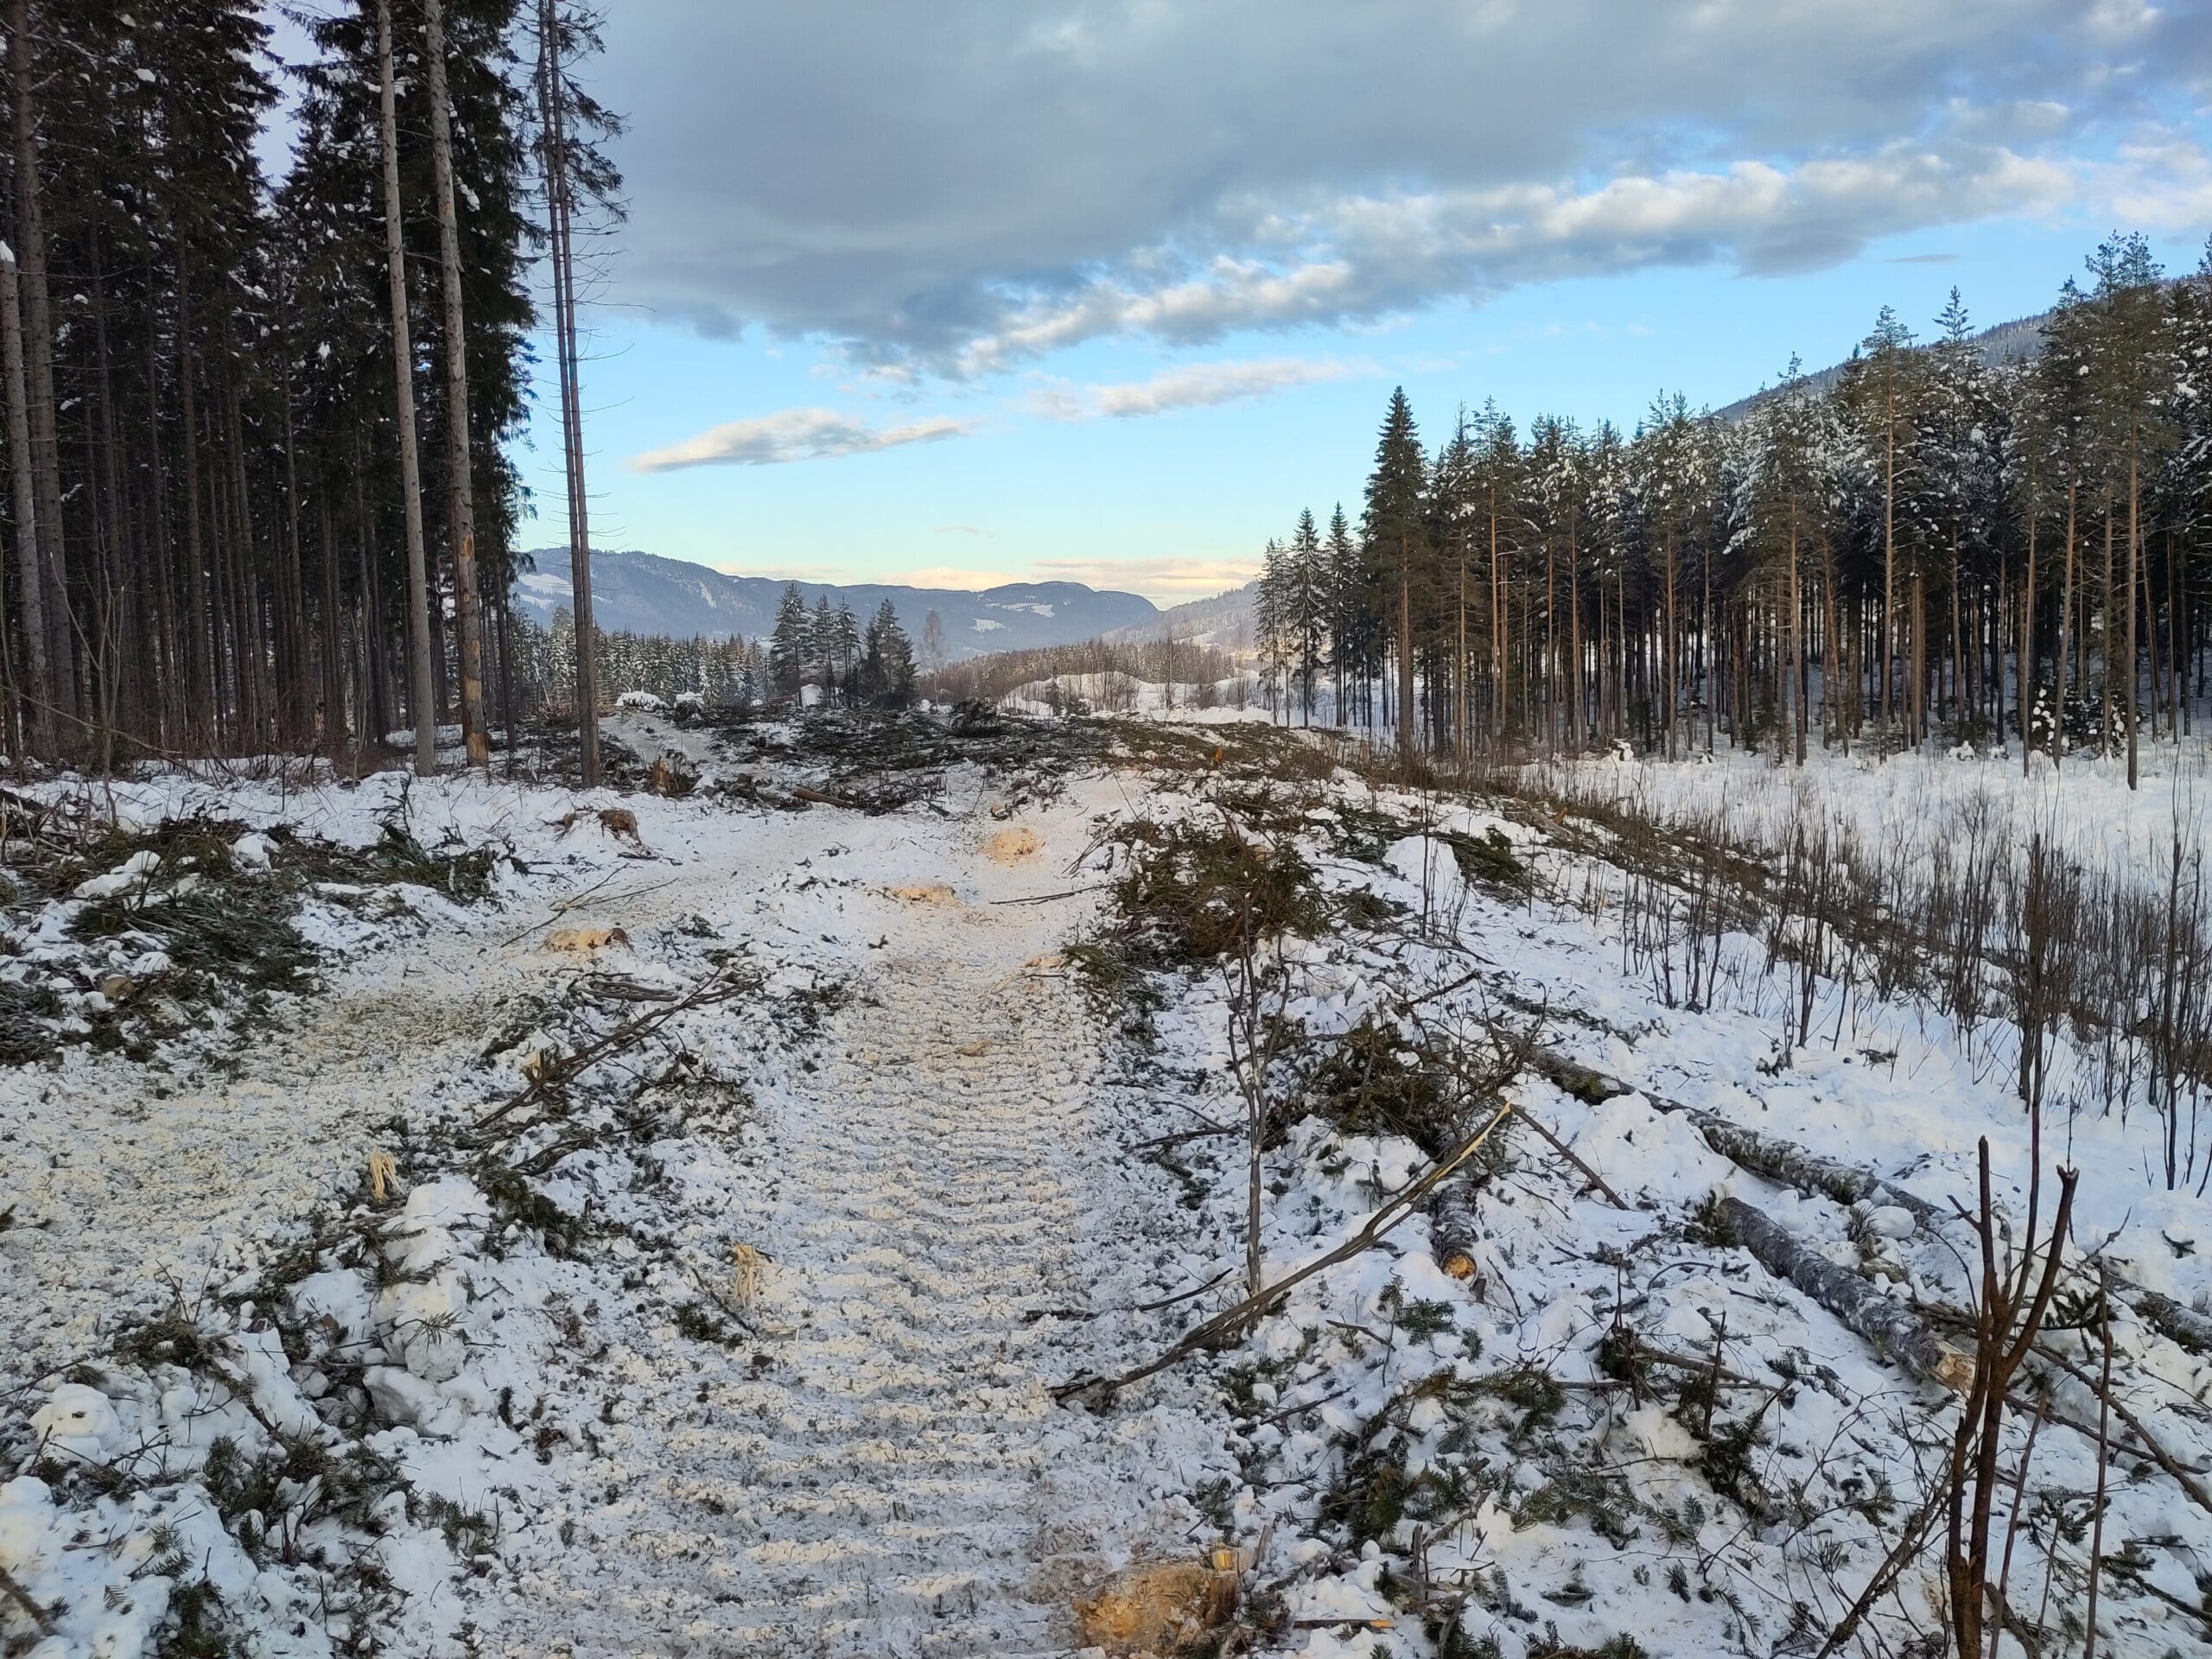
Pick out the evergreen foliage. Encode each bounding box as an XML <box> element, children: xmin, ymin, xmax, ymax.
<box><xmin>1245</xmin><ymin>235</ymin><xmax>2212</xmax><ymax>779</ymax></box>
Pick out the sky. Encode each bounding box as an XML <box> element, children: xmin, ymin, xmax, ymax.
<box><xmin>270</xmin><ymin>2</ymin><xmax>2212</xmax><ymax>607</ymax></box>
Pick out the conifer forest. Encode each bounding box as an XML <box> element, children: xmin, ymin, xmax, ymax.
<box><xmin>0</xmin><ymin>0</ymin><xmax>616</xmax><ymax>777</ymax></box>
<box><xmin>1251</xmin><ymin>244</ymin><xmax>2212</xmax><ymax>785</ymax></box>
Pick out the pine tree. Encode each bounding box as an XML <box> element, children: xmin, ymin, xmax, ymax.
<box><xmin>1287</xmin><ymin>508</ymin><xmax>1326</xmax><ymax>724</ymax></box>
<box><xmin>1324</xmin><ymin>504</ymin><xmax>1357</xmax><ymax>727</ymax></box>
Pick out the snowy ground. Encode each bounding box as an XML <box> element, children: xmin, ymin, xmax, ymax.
<box><xmin>3</xmin><ymin>708</ymin><xmax>2209</xmax><ymax>1657</ymax></box>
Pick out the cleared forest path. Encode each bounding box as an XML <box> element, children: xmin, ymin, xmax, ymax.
<box><xmin>503</xmin><ymin>868</ymin><xmax>1211</xmax><ymax>1659</ymax></box>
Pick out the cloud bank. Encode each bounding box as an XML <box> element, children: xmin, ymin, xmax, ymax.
<box><xmin>594</xmin><ymin>0</ymin><xmax>2207</xmax><ymax>373</ymax></box>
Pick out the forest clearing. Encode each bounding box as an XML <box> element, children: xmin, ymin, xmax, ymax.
<box><xmin>4</xmin><ymin>3</ymin><xmax>2212</xmax><ymax>1654</ymax></box>
<box><xmin>3</xmin><ymin>702</ymin><xmax>2209</xmax><ymax>1657</ymax></box>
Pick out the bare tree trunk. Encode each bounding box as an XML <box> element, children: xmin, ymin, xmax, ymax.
<box><xmin>378</xmin><ymin>0</ymin><xmax>438</xmax><ymax>777</ymax></box>
<box><xmin>539</xmin><ymin>0</ymin><xmax>599</xmax><ymax>785</ymax></box>
<box><xmin>2126</xmin><ymin>438</ymin><xmax>2140</xmax><ymax>789</ymax></box>
<box><xmin>423</xmin><ymin>0</ymin><xmax>489</xmax><ymax>770</ymax></box>
<box><xmin>0</xmin><ymin>244</ymin><xmax>50</xmax><ymax>756</ymax></box>
<box><xmin>7</xmin><ymin>0</ymin><xmax>73</xmax><ymax>739</ymax></box>
<box><xmin>1395</xmin><ymin>558</ymin><xmax>1414</xmax><ymax>760</ymax></box>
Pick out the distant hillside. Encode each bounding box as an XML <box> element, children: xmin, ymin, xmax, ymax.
<box><xmin>1715</xmin><ymin>308</ymin><xmax>2050</xmax><ymax>421</ymax></box>
<box><xmin>513</xmin><ymin>550</ymin><xmax>1157</xmax><ymax>660</ymax></box>
<box><xmin>1103</xmin><ymin>582</ymin><xmax>1257</xmax><ymax>650</ymax></box>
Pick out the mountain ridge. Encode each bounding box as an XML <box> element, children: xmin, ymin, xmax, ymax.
<box><xmin>512</xmin><ymin>550</ymin><xmax>1158</xmax><ymax>660</ymax></box>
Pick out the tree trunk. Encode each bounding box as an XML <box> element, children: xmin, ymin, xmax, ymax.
<box><xmin>7</xmin><ymin>0</ymin><xmax>73</xmax><ymax>740</ymax></box>
<box><xmin>539</xmin><ymin>0</ymin><xmax>599</xmax><ymax>785</ymax></box>
<box><xmin>0</xmin><ymin>245</ymin><xmax>50</xmax><ymax>756</ymax></box>
<box><xmin>423</xmin><ymin>0</ymin><xmax>489</xmax><ymax>770</ymax></box>
<box><xmin>1716</xmin><ymin>1195</ymin><xmax>1970</xmax><ymax>1389</ymax></box>
<box><xmin>378</xmin><ymin>0</ymin><xmax>438</xmax><ymax>776</ymax></box>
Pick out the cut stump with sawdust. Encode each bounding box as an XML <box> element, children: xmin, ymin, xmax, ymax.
<box><xmin>1074</xmin><ymin>1558</ymin><xmax>1239</xmax><ymax>1656</ymax></box>
<box><xmin>545</xmin><ymin>925</ymin><xmax>631</xmax><ymax>954</ymax></box>
<box><xmin>983</xmin><ymin>824</ymin><xmax>1042</xmax><ymax>863</ymax></box>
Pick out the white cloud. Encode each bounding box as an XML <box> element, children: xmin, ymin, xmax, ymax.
<box><xmin>2091</xmin><ymin>131</ymin><xmax>2212</xmax><ymax>232</ymax></box>
<box><xmin>630</xmin><ymin>407</ymin><xmax>971</xmax><ymax>472</ymax></box>
<box><xmin>1027</xmin><ymin>356</ymin><xmax>1359</xmax><ymax>421</ymax></box>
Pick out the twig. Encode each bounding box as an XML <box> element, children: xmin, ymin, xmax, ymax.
<box><xmin>988</xmin><ymin>885</ymin><xmax>1107</xmax><ymax>906</ymax></box>
<box><xmin>2029</xmin><ymin>1339</ymin><xmax>2212</xmax><ymax>1518</ymax></box>
<box><xmin>1814</xmin><ymin>1478</ymin><xmax>1946</xmax><ymax>1659</ymax></box>
<box><xmin>1514</xmin><ymin>1108</ymin><xmax>1627</xmax><ymax>1209</ymax></box>
<box><xmin>470</xmin><ymin>971</ymin><xmax>754</xmax><ymax>1138</ymax></box>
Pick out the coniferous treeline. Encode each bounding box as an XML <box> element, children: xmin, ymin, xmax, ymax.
<box><xmin>0</xmin><ymin>0</ymin><xmax>616</xmax><ymax>770</ymax></box>
<box><xmin>511</xmin><ymin>610</ymin><xmax>765</xmax><ymax>709</ymax></box>
<box><xmin>1254</xmin><ymin>234</ymin><xmax>2212</xmax><ymax>785</ymax></box>
<box><xmin>766</xmin><ymin>582</ymin><xmax>918</xmax><ymax>704</ymax></box>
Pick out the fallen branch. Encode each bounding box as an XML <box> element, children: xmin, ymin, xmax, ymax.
<box><xmin>2030</xmin><ymin>1339</ymin><xmax>2212</xmax><ymax>1519</ymax></box>
<box><xmin>1524</xmin><ymin>1041</ymin><xmax>2212</xmax><ymax>1361</ymax></box>
<box><xmin>470</xmin><ymin>971</ymin><xmax>756</xmax><ymax>1140</ymax></box>
<box><xmin>1515</xmin><ymin>1108</ymin><xmax>1627</xmax><ymax>1210</ymax></box>
<box><xmin>988</xmin><ymin>885</ymin><xmax>1108</xmax><ymax>906</ymax></box>
<box><xmin>1054</xmin><ymin>1097</ymin><xmax>1515</xmax><ymax>1405</ymax></box>
<box><xmin>0</xmin><ymin>1564</ymin><xmax>55</xmax><ymax>1639</ymax></box>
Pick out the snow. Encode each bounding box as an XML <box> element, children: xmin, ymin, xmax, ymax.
<box><xmin>3</xmin><ymin>710</ymin><xmax>2208</xmax><ymax>1656</ymax></box>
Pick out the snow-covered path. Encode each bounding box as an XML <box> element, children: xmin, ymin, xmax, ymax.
<box><xmin>489</xmin><ymin>842</ymin><xmax>1220</xmax><ymax>1658</ymax></box>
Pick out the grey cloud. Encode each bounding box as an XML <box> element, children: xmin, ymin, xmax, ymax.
<box><xmin>594</xmin><ymin>1</ymin><xmax>2209</xmax><ymax>367</ymax></box>
<box><xmin>629</xmin><ymin>408</ymin><xmax>971</xmax><ymax>472</ymax></box>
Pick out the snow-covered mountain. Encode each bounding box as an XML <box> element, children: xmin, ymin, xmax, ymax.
<box><xmin>512</xmin><ymin>549</ymin><xmax>1157</xmax><ymax>658</ymax></box>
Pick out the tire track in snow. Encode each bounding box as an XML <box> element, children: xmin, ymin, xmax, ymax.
<box><xmin>498</xmin><ymin>911</ymin><xmax>1225</xmax><ymax>1658</ymax></box>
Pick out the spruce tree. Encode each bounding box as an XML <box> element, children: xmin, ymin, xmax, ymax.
<box><xmin>1362</xmin><ymin>387</ymin><xmax>1427</xmax><ymax>756</ymax></box>
<box><xmin>769</xmin><ymin>582</ymin><xmax>807</xmax><ymax>696</ymax></box>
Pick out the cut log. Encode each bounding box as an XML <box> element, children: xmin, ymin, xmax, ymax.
<box><xmin>1429</xmin><ymin>1176</ymin><xmax>1484</xmax><ymax>1281</ymax></box>
<box><xmin>2128</xmin><ymin>1288</ymin><xmax>2212</xmax><ymax>1357</ymax></box>
<box><xmin>1715</xmin><ymin>1194</ymin><xmax>1972</xmax><ymax>1392</ymax></box>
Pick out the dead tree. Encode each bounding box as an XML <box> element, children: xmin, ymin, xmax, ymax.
<box><xmin>1943</xmin><ymin>1138</ymin><xmax>2077</xmax><ymax>1659</ymax></box>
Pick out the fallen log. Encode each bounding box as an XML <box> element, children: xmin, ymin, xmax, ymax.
<box><xmin>1524</xmin><ymin>1047</ymin><xmax>1941</xmax><ymax>1224</ymax></box>
<box><xmin>1522</xmin><ymin>1042</ymin><xmax>2212</xmax><ymax>1361</ymax></box>
<box><xmin>1715</xmin><ymin>1194</ymin><xmax>1972</xmax><ymax>1392</ymax></box>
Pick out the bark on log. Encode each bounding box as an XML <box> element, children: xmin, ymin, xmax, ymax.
<box><xmin>1716</xmin><ymin>1194</ymin><xmax>1972</xmax><ymax>1392</ymax></box>
<box><xmin>1429</xmin><ymin>1176</ymin><xmax>1484</xmax><ymax>1281</ymax></box>
<box><xmin>2127</xmin><ymin>1289</ymin><xmax>2212</xmax><ymax>1357</ymax></box>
